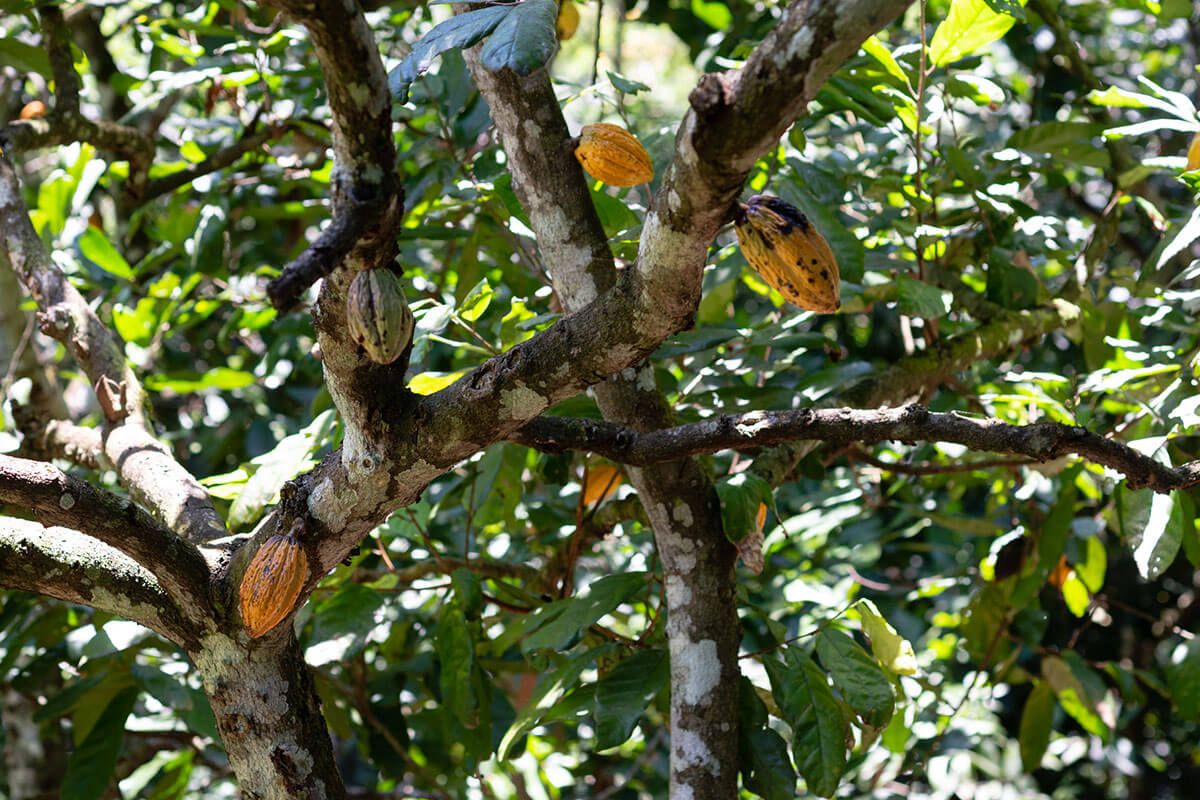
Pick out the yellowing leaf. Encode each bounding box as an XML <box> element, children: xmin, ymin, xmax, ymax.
<box><xmin>408</xmin><ymin>369</ymin><xmax>470</xmax><ymax>395</ymax></box>
<box><xmin>1187</xmin><ymin>131</ymin><xmax>1200</xmax><ymax>171</ymax></box>
<box><xmin>582</xmin><ymin>464</ymin><xmax>622</xmax><ymax>506</ymax></box>
<box><xmin>855</xmin><ymin>599</ymin><xmax>919</xmax><ymax>676</ymax></box>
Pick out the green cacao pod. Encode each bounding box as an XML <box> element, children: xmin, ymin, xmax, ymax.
<box><xmin>239</xmin><ymin>531</ymin><xmax>309</xmax><ymax>638</ymax></box>
<box><xmin>574</xmin><ymin>122</ymin><xmax>654</xmax><ymax>187</ymax></box>
<box><xmin>735</xmin><ymin>194</ymin><xmax>840</xmax><ymax>313</ymax></box>
<box><xmin>346</xmin><ymin>268</ymin><xmax>414</xmax><ymax>364</ymax></box>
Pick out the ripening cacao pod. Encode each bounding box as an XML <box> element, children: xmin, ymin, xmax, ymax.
<box><xmin>581</xmin><ymin>463</ymin><xmax>622</xmax><ymax>506</ymax></box>
<box><xmin>1187</xmin><ymin>132</ymin><xmax>1200</xmax><ymax>171</ymax></box>
<box><xmin>346</xmin><ymin>268</ymin><xmax>414</xmax><ymax>365</ymax></box>
<box><xmin>239</xmin><ymin>531</ymin><xmax>309</xmax><ymax>638</ymax></box>
<box><xmin>574</xmin><ymin>122</ymin><xmax>654</xmax><ymax>187</ymax></box>
<box><xmin>735</xmin><ymin>194</ymin><xmax>840</xmax><ymax>313</ymax></box>
<box><xmin>557</xmin><ymin>0</ymin><xmax>580</xmax><ymax>40</ymax></box>
<box><xmin>19</xmin><ymin>100</ymin><xmax>46</xmax><ymax>120</ymax></box>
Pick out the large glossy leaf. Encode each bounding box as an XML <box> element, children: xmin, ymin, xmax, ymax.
<box><xmin>479</xmin><ymin>0</ymin><xmax>558</xmax><ymax>76</ymax></box>
<box><xmin>594</xmin><ymin>648</ymin><xmax>668</xmax><ymax>749</ymax></box>
<box><xmin>389</xmin><ymin>7</ymin><xmax>513</xmax><ymax>101</ymax></box>
<box><xmin>930</xmin><ymin>0</ymin><xmax>1027</xmax><ymax>66</ymax></box>
<box><xmin>61</xmin><ymin>688</ymin><xmax>138</xmax><ymax>800</ymax></box>
<box><xmin>765</xmin><ymin>648</ymin><xmax>848</xmax><ymax>798</ymax></box>
<box><xmin>816</xmin><ymin>628</ymin><xmax>895</xmax><ymax>727</ymax></box>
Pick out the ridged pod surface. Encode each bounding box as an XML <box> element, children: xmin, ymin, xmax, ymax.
<box><xmin>735</xmin><ymin>194</ymin><xmax>840</xmax><ymax>313</ymax></box>
<box><xmin>239</xmin><ymin>531</ymin><xmax>309</xmax><ymax>638</ymax></box>
<box><xmin>557</xmin><ymin>0</ymin><xmax>580</xmax><ymax>40</ymax></box>
<box><xmin>574</xmin><ymin>122</ymin><xmax>654</xmax><ymax>187</ymax></box>
<box><xmin>346</xmin><ymin>268</ymin><xmax>414</xmax><ymax>364</ymax></box>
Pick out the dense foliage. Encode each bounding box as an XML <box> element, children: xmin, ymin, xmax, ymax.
<box><xmin>3</xmin><ymin>0</ymin><xmax>1200</xmax><ymax>797</ymax></box>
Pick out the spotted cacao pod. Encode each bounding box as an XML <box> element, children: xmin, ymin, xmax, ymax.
<box><xmin>239</xmin><ymin>531</ymin><xmax>309</xmax><ymax>638</ymax></box>
<box><xmin>574</xmin><ymin>123</ymin><xmax>654</xmax><ymax>187</ymax></box>
<box><xmin>346</xmin><ymin>268</ymin><xmax>414</xmax><ymax>364</ymax></box>
<box><xmin>735</xmin><ymin>194</ymin><xmax>840</xmax><ymax>313</ymax></box>
<box><xmin>557</xmin><ymin>0</ymin><xmax>580</xmax><ymax>40</ymax></box>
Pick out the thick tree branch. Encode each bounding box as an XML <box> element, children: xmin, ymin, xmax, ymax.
<box><xmin>511</xmin><ymin>404</ymin><xmax>1199</xmax><ymax>493</ymax></box>
<box><xmin>264</xmin><ymin>0</ymin><xmax>402</xmax><ymax>312</ymax></box>
<box><xmin>0</xmin><ymin>150</ymin><xmax>226</xmax><ymax>545</ymax></box>
<box><xmin>14</xmin><ymin>418</ymin><xmax>103</xmax><ymax>469</ymax></box>
<box><xmin>0</xmin><ymin>519</ymin><xmax>197</xmax><ymax>647</ymax></box>
<box><xmin>0</xmin><ymin>454</ymin><xmax>213</xmax><ymax>617</ymax></box>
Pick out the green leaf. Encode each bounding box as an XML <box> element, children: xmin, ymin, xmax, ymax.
<box><xmin>1165</xmin><ymin>638</ymin><xmax>1200</xmax><ymax>721</ymax></box>
<box><xmin>61</xmin><ymin>688</ymin><xmax>138</xmax><ymax>800</ymax></box>
<box><xmin>458</xmin><ymin>278</ymin><xmax>494</xmax><ymax>322</ymax></box>
<box><xmin>595</xmin><ymin>649</ymin><xmax>668</xmax><ymax>749</ymax></box>
<box><xmin>1075</xmin><ymin>536</ymin><xmax>1107</xmax><ymax>593</ymax></box>
<box><xmin>1061</xmin><ymin>571</ymin><xmax>1091</xmax><ymax>617</ymax></box>
<box><xmin>479</xmin><ymin>0</ymin><xmax>558</xmax><ymax>77</ymax></box>
<box><xmin>499</xmin><ymin>646</ymin><xmax>612</xmax><ymax>758</ymax></box>
<box><xmin>861</xmin><ymin>35</ymin><xmax>909</xmax><ymax>85</ymax></box>
<box><xmin>929</xmin><ymin>0</ymin><xmax>1027</xmax><ymax>67</ymax></box>
<box><xmin>895</xmin><ymin>275</ymin><xmax>952</xmax><ymax>319</ymax></box>
<box><xmin>1115</xmin><ymin>486</ymin><xmax>1184</xmax><ymax>580</ymax></box>
<box><xmin>716</xmin><ymin>472</ymin><xmax>774</xmax><ymax>545</ymax></box>
<box><xmin>227</xmin><ymin>410</ymin><xmax>337</xmax><ymax>531</ymax></box>
<box><xmin>78</xmin><ymin>228</ymin><xmax>134</xmax><ymax>280</ymax></box>
<box><xmin>1018</xmin><ymin>680</ymin><xmax>1055</xmax><ymax>772</ymax></box>
<box><xmin>738</xmin><ymin>678</ymin><xmax>797</xmax><ymax>800</ymax></box>
<box><xmin>1152</xmin><ymin>204</ymin><xmax>1200</xmax><ymax>271</ymax></box>
<box><xmin>437</xmin><ymin>604</ymin><xmax>479</xmax><ymax>728</ymax></box>
<box><xmin>389</xmin><ymin>7</ymin><xmax>513</xmax><ymax>101</ymax></box>
<box><xmin>607</xmin><ymin>70</ymin><xmax>650</xmax><ymax>95</ymax></box>
<box><xmin>0</xmin><ymin>35</ymin><xmax>52</xmax><ymax>78</ymax></box>
<box><xmin>816</xmin><ymin>628</ymin><xmax>895</xmax><ymax>727</ymax></box>
<box><xmin>985</xmin><ymin>258</ymin><xmax>1039</xmax><ymax>310</ymax></box>
<box><xmin>522</xmin><ymin>572</ymin><xmax>647</xmax><ymax>653</ymax></box>
<box><xmin>765</xmin><ymin>648</ymin><xmax>847</xmax><ymax>798</ymax></box>
<box><xmin>144</xmin><ymin>367</ymin><xmax>256</xmax><ymax>393</ymax></box>
<box><xmin>1042</xmin><ymin>655</ymin><xmax>1109</xmax><ymax>738</ymax></box>
<box><xmin>854</xmin><ymin>599</ymin><xmax>919</xmax><ymax>676</ymax></box>
<box><xmin>690</xmin><ymin>0</ymin><xmax>732</xmax><ymax>30</ymax></box>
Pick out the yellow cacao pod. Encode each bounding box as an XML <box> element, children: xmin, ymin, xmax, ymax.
<box><xmin>557</xmin><ymin>0</ymin><xmax>580</xmax><ymax>40</ymax></box>
<box><xmin>735</xmin><ymin>194</ymin><xmax>840</xmax><ymax>313</ymax></box>
<box><xmin>574</xmin><ymin>122</ymin><xmax>654</xmax><ymax>187</ymax></box>
<box><xmin>346</xmin><ymin>268</ymin><xmax>414</xmax><ymax>365</ymax></box>
<box><xmin>239</xmin><ymin>531</ymin><xmax>309</xmax><ymax>638</ymax></box>
<box><xmin>1187</xmin><ymin>132</ymin><xmax>1200</xmax><ymax>171</ymax></box>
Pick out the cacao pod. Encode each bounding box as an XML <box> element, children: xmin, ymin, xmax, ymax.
<box><xmin>1188</xmin><ymin>132</ymin><xmax>1200</xmax><ymax>171</ymax></box>
<box><xmin>735</xmin><ymin>194</ymin><xmax>840</xmax><ymax>313</ymax></box>
<box><xmin>557</xmin><ymin>0</ymin><xmax>580</xmax><ymax>41</ymax></box>
<box><xmin>239</xmin><ymin>531</ymin><xmax>309</xmax><ymax>638</ymax></box>
<box><xmin>19</xmin><ymin>100</ymin><xmax>46</xmax><ymax>120</ymax></box>
<box><xmin>574</xmin><ymin>122</ymin><xmax>654</xmax><ymax>187</ymax></box>
<box><xmin>346</xmin><ymin>268</ymin><xmax>414</xmax><ymax>364</ymax></box>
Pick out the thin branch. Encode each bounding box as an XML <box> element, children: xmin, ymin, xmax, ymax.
<box><xmin>0</xmin><ymin>7</ymin><xmax>154</xmax><ymax>190</ymax></box>
<box><xmin>0</xmin><ymin>150</ymin><xmax>226</xmax><ymax>544</ymax></box>
<box><xmin>139</xmin><ymin>120</ymin><xmax>290</xmax><ymax>203</ymax></box>
<box><xmin>846</xmin><ymin>445</ymin><xmax>1035</xmax><ymax>475</ymax></box>
<box><xmin>0</xmin><ymin>454</ymin><xmax>213</xmax><ymax>619</ymax></box>
<box><xmin>511</xmin><ymin>404</ymin><xmax>1200</xmax><ymax>493</ymax></box>
<box><xmin>17</xmin><ymin>418</ymin><xmax>103</xmax><ymax>469</ymax></box>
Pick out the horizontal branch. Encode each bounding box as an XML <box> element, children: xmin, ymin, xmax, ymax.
<box><xmin>511</xmin><ymin>404</ymin><xmax>1199</xmax><ymax>493</ymax></box>
<box><xmin>0</xmin><ymin>454</ymin><xmax>213</xmax><ymax>619</ymax></box>
<box><xmin>0</xmin><ymin>518</ymin><xmax>198</xmax><ymax>648</ymax></box>
<box><xmin>139</xmin><ymin>120</ymin><xmax>289</xmax><ymax>204</ymax></box>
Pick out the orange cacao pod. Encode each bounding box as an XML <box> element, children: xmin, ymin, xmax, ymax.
<box><xmin>19</xmin><ymin>100</ymin><xmax>47</xmax><ymax>120</ymax></box>
<box><xmin>574</xmin><ymin>123</ymin><xmax>654</xmax><ymax>187</ymax></box>
<box><xmin>581</xmin><ymin>463</ymin><xmax>622</xmax><ymax>506</ymax></box>
<box><xmin>735</xmin><ymin>194</ymin><xmax>840</xmax><ymax>313</ymax></box>
<box><xmin>346</xmin><ymin>268</ymin><xmax>414</xmax><ymax>365</ymax></box>
<box><xmin>1188</xmin><ymin>132</ymin><xmax>1200</xmax><ymax>171</ymax></box>
<box><xmin>239</xmin><ymin>531</ymin><xmax>309</xmax><ymax>638</ymax></box>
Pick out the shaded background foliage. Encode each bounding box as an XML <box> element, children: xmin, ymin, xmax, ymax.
<box><xmin>2</xmin><ymin>0</ymin><xmax>1200</xmax><ymax>797</ymax></box>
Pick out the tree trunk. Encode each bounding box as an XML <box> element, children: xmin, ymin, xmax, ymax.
<box><xmin>190</xmin><ymin>634</ymin><xmax>345</xmax><ymax>800</ymax></box>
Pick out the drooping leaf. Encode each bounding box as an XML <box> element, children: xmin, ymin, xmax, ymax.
<box><xmin>595</xmin><ymin>648</ymin><xmax>668</xmax><ymax>749</ymax></box>
<box><xmin>929</xmin><ymin>0</ymin><xmax>1028</xmax><ymax>67</ymax></box>
<box><xmin>479</xmin><ymin>0</ymin><xmax>558</xmax><ymax>77</ymax></box>
<box><xmin>1018</xmin><ymin>680</ymin><xmax>1055</xmax><ymax>772</ymax></box>
<box><xmin>61</xmin><ymin>688</ymin><xmax>138</xmax><ymax>800</ymax></box>
<box><xmin>816</xmin><ymin>628</ymin><xmax>895</xmax><ymax>727</ymax></box>
<box><xmin>765</xmin><ymin>648</ymin><xmax>848</xmax><ymax>798</ymax></box>
<box><xmin>389</xmin><ymin>7</ymin><xmax>514</xmax><ymax>101</ymax></box>
<box><xmin>738</xmin><ymin>678</ymin><xmax>797</xmax><ymax>800</ymax></box>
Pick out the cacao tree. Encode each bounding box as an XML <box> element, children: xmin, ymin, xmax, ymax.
<box><xmin>2</xmin><ymin>0</ymin><xmax>1200</xmax><ymax>798</ymax></box>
